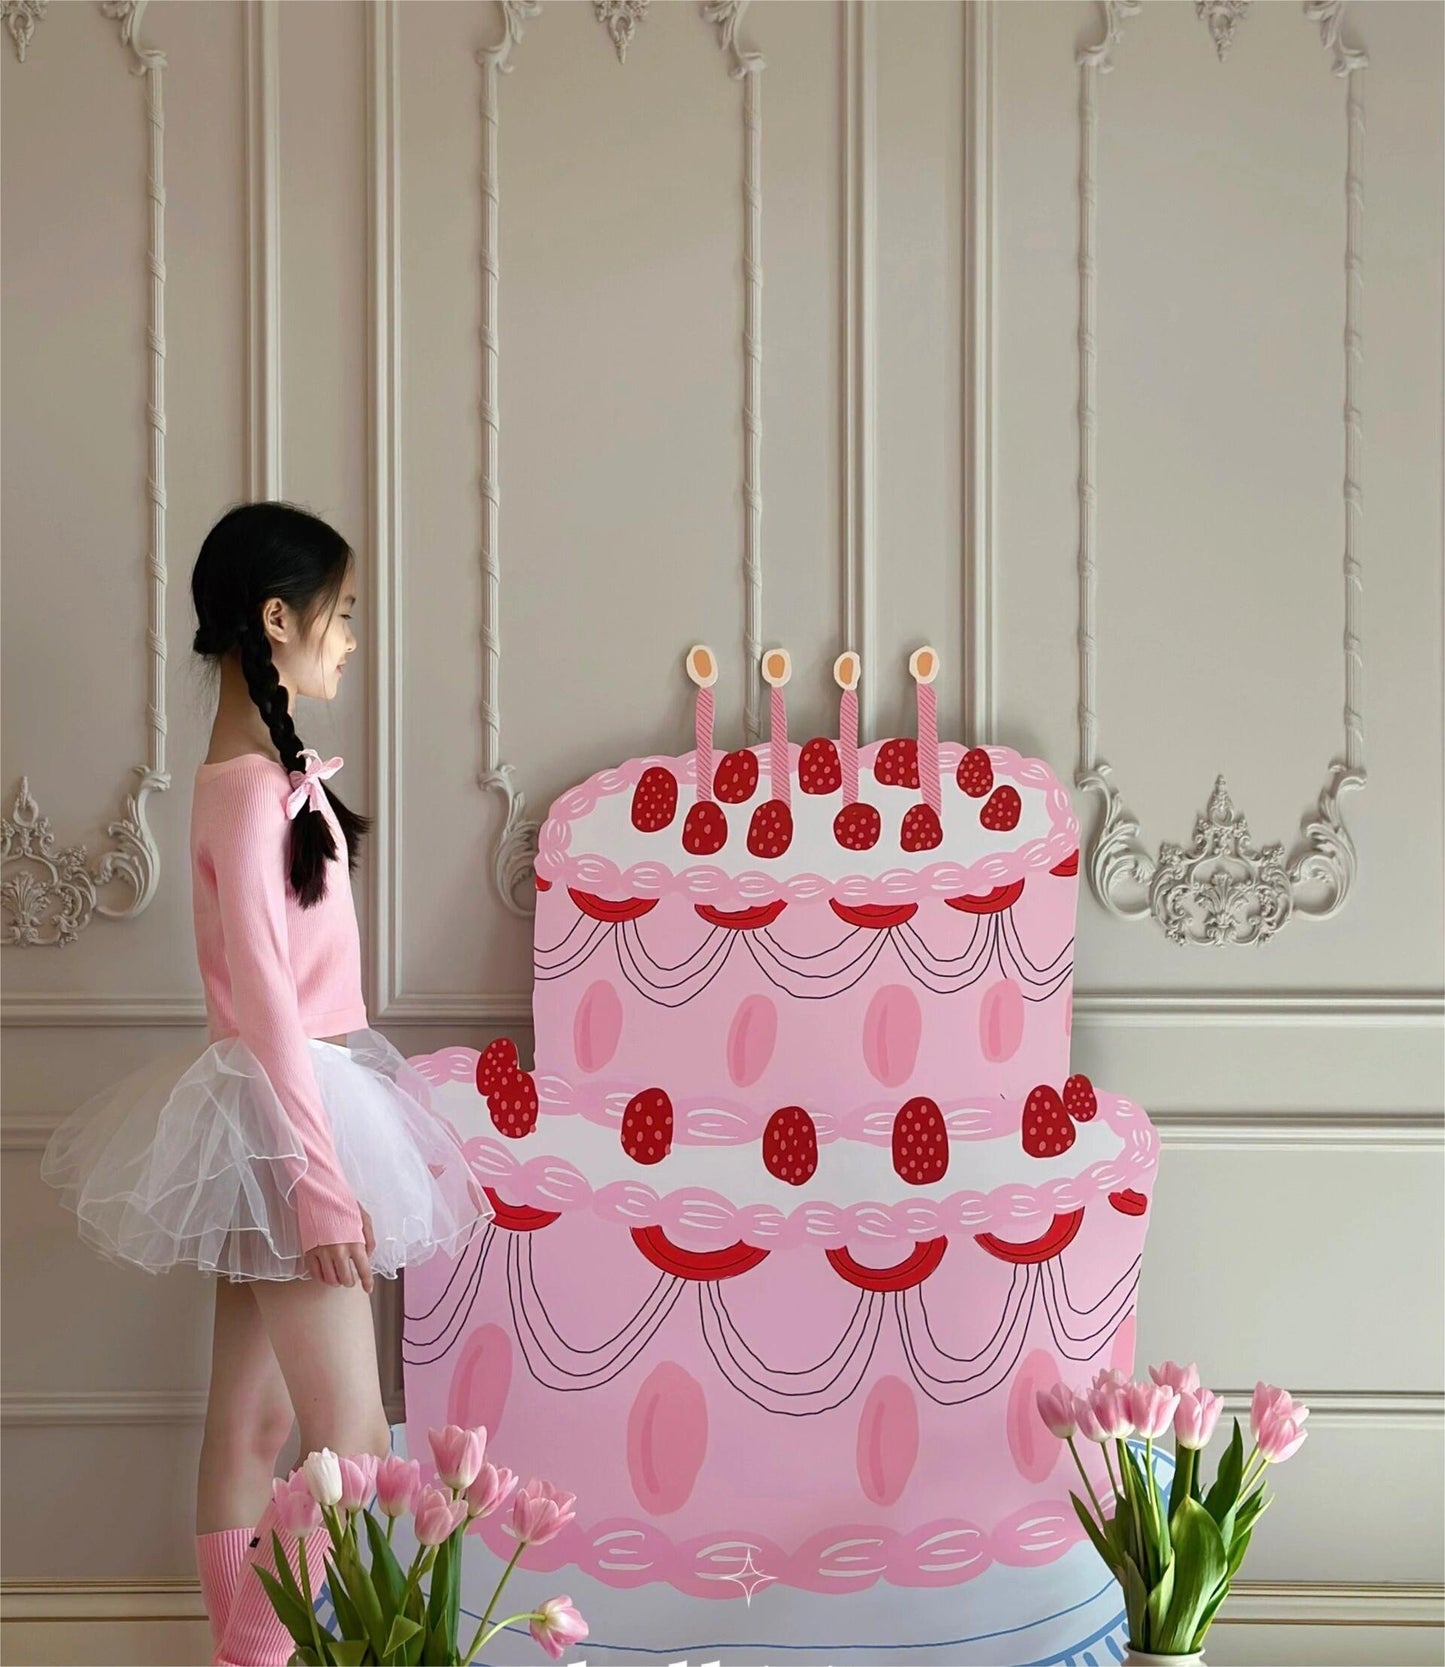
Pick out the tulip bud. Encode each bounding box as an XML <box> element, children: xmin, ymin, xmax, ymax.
<box><xmin>375</xmin><ymin>1454</ymin><xmax>421</xmax><ymax>1519</ymax></box>
<box><xmin>1126</xmin><ymin>1380</ymin><xmax>1180</xmax><ymax>1440</ymax></box>
<box><xmin>301</xmin><ymin>1448</ymin><xmax>343</xmax><ymax>1509</ymax></box>
<box><xmin>530</xmin><ymin>1595</ymin><xmax>589</xmax><ymax>1661</ymax></box>
<box><xmin>428</xmin><ymin>1423</ymin><xmax>487</xmax><ymax>1492</ymax></box>
<box><xmin>1072</xmin><ymin>1391</ymin><xmax>1109</xmax><ymax>1443</ymax></box>
<box><xmin>506</xmin><ymin>1479</ymin><xmax>578</xmax><ymax>1547</ymax></box>
<box><xmin>1173</xmin><ymin>1387</ymin><xmax>1224</xmax><ymax>1450</ymax></box>
<box><xmin>1036</xmin><ymin>1383</ymin><xmax>1077</xmax><ymax>1440</ymax></box>
<box><xmin>1256</xmin><ymin>1409</ymin><xmax>1309</xmax><ymax>1464</ymax></box>
<box><xmin>1090</xmin><ymin>1380</ymin><xmax>1135</xmax><ymax>1440</ymax></box>
<box><xmin>414</xmin><ymin>1483</ymin><xmax>470</xmax><ymax>1546</ymax></box>
<box><xmin>1148</xmin><ymin>1360</ymin><xmax>1200</xmax><ymax>1395</ymax></box>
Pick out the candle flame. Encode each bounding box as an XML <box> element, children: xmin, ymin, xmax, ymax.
<box><xmin>909</xmin><ymin>646</ymin><xmax>940</xmax><ymax>685</ymax></box>
<box><xmin>833</xmin><ymin>651</ymin><xmax>860</xmax><ymax>692</ymax></box>
<box><xmin>686</xmin><ymin>644</ymin><xmax>718</xmax><ymax>688</ymax></box>
<box><xmin>761</xmin><ymin>648</ymin><xmax>792</xmax><ymax>688</ymax></box>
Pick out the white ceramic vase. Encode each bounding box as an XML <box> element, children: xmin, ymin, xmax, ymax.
<box><xmin>1122</xmin><ymin>1651</ymin><xmax>1204</xmax><ymax>1666</ymax></box>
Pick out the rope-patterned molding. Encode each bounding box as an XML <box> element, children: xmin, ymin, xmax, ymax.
<box><xmin>2</xmin><ymin>0</ymin><xmax>170</xmax><ymax>946</ymax></box>
<box><xmin>1074</xmin><ymin>0</ymin><xmax>1368</xmax><ymax>945</ymax></box>
<box><xmin>477</xmin><ymin>0</ymin><xmax>766</xmax><ymax>918</ymax></box>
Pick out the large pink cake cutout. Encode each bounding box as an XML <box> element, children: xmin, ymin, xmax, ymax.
<box><xmin>402</xmin><ymin>650</ymin><xmax>1158</xmax><ymax>1635</ymax></box>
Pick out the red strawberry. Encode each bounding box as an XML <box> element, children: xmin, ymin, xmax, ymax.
<box><xmin>631</xmin><ymin>766</ymin><xmax>678</xmax><ymax>832</ymax></box>
<box><xmin>900</xmin><ymin>803</ymin><xmax>943</xmax><ymax>852</ymax></box>
<box><xmin>980</xmin><ymin>785</ymin><xmax>1022</xmax><ymax>832</ymax></box>
<box><xmin>956</xmin><ymin>747</ymin><xmax>994</xmax><ymax>798</ymax></box>
<box><xmin>682</xmin><ymin>800</ymin><xmax>728</xmax><ymax>856</ymax></box>
<box><xmin>476</xmin><ymin>1037</ymin><xmax>519</xmax><ymax>1096</ymax></box>
<box><xmin>487</xmin><ymin>1069</ymin><xmax>539</xmax><ymax>1139</ymax></box>
<box><xmin>1050</xmin><ymin>848</ymin><xmax>1080</xmax><ymax>877</ymax></box>
<box><xmin>713</xmin><ymin>749</ymin><xmax>759</xmax><ymax>804</ymax></box>
<box><xmin>834</xmin><ymin>801</ymin><xmax>882</xmax><ymax>851</ymax></box>
<box><xmin>892</xmin><ymin>1096</ymin><xmax>949</xmax><ymax>1185</ymax></box>
<box><xmin>1062</xmin><ymin>1073</ymin><xmax>1098</xmax><ymax>1123</ymax></box>
<box><xmin>1022</xmin><ymin>1085</ymin><xmax>1075</xmax><ymax>1159</ymax></box>
<box><xmin>798</xmin><ymin>738</ymin><xmax>842</xmax><ymax>796</ymax></box>
<box><xmin>621</xmin><ymin>1087</ymin><xmax>673</xmax><ymax>1166</ymax></box>
<box><xmin>874</xmin><ymin>738</ymin><xmax>920</xmax><ymax>789</ymax></box>
<box><xmin>747</xmin><ymin>798</ymin><xmax>794</xmax><ymax>859</ymax></box>
<box><xmin>762</xmin><ymin>1105</ymin><xmax>819</xmax><ymax>1186</ymax></box>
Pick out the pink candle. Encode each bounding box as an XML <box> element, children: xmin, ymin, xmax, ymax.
<box><xmin>834</xmin><ymin>650</ymin><xmax>860</xmax><ymax>805</ymax></box>
<box><xmin>761</xmin><ymin>648</ymin><xmax>792</xmax><ymax>806</ymax></box>
<box><xmin>686</xmin><ymin>644</ymin><xmax>718</xmax><ymax>802</ymax></box>
<box><xmin>910</xmin><ymin>646</ymin><xmax>941</xmax><ymax>816</ymax></box>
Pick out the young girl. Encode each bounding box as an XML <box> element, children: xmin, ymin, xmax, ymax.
<box><xmin>40</xmin><ymin>500</ymin><xmax>493</xmax><ymax>1666</ymax></box>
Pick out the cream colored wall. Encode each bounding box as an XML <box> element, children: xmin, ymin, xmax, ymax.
<box><xmin>3</xmin><ymin>2</ymin><xmax>1441</xmax><ymax>1663</ymax></box>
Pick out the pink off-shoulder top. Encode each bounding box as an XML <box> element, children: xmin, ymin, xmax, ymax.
<box><xmin>190</xmin><ymin>753</ymin><xmax>367</xmax><ymax>1254</ymax></box>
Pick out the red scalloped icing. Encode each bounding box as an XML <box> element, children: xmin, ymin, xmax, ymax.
<box><xmin>945</xmin><ymin>880</ymin><xmax>1026</xmax><ymax>915</ymax></box>
<box><xmin>631</xmin><ymin>1225</ymin><xmax>770</xmax><ymax>1282</ymax></box>
<box><xmin>973</xmin><ymin>1209</ymin><xmax>1084</xmax><ymax>1265</ymax></box>
<box><xmin>568</xmin><ymin>888</ymin><xmax>659</xmax><ymax>923</ymax></box>
<box><xmin>826</xmin><ymin>1238</ymin><xmax>948</xmax><ymax>1292</ymax></box>
<box><xmin>829</xmin><ymin>900</ymin><xmax>919</xmax><ymax>930</ymax></box>
<box><xmin>695</xmin><ymin>900</ymin><xmax>788</xmax><ymax>931</ymax></box>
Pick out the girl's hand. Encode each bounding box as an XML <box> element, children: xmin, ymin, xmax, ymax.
<box><xmin>305</xmin><ymin>1235</ymin><xmax>374</xmax><ymax>1294</ymax></box>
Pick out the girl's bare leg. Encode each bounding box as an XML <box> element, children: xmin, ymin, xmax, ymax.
<box><xmin>249</xmin><ymin>1274</ymin><xmax>391</xmax><ymax>1463</ymax></box>
<box><xmin>197</xmin><ymin>1277</ymin><xmax>298</xmax><ymax>1533</ymax></box>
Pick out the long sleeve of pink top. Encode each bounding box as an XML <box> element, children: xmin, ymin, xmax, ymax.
<box><xmin>190</xmin><ymin>756</ymin><xmax>367</xmax><ymax>1255</ymax></box>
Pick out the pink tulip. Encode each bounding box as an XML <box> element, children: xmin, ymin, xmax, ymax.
<box><xmin>464</xmin><ymin>1461</ymin><xmax>518</xmax><ymax>1521</ymax></box>
<box><xmin>1090</xmin><ymin>1379</ymin><xmax>1135</xmax><ymax>1440</ymax></box>
<box><xmin>1149</xmin><ymin>1360</ymin><xmax>1200</xmax><ymax>1395</ymax></box>
<box><xmin>414</xmin><ymin>1483</ymin><xmax>470</xmax><ymax>1547</ymax></box>
<box><xmin>428</xmin><ymin>1423</ymin><xmax>486</xmax><ymax>1491</ymax></box>
<box><xmin>375</xmin><ymin>1454</ymin><xmax>421</xmax><ymax>1520</ymax></box>
<box><xmin>1072</xmin><ymin>1391</ymin><xmax>1108</xmax><ymax>1443</ymax></box>
<box><xmin>1089</xmin><ymin>1366</ymin><xmax>1128</xmax><ymax>1394</ymax></box>
<box><xmin>506</xmin><ymin>1479</ymin><xmax>578</xmax><ymax>1547</ymax></box>
<box><xmin>272</xmin><ymin>1473</ymin><xmax>323</xmax><ymax>1541</ymax></box>
<box><xmin>530</xmin><ymin>1595</ymin><xmax>589</xmax><ymax>1661</ymax></box>
<box><xmin>1251</xmin><ymin>1383</ymin><xmax>1310</xmax><ymax>1442</ymax></box>
<box><xmin>1126</xmin><ymin>1379</ymin><xmax>1180</xmax><ymax>1440</ymax></box>
<box><xmin>1256</xmin><ymin>1408</ymin><xmax>1309</xmax><ymax>1464</ymax></box>
<box><xmin>337</xmin><ymin>1453</ymin><xmax>379</xmax><ymax>1512</ymax></box>
<box><xmin>1174</xmin><ymin>1387</ymin><xmax>1224</xmax><ymax>1450</ymax></box>
<box><xmin>1036</xmin><ymin>1383</ymin><xmax>1077</xmax><ymax>1440</ymax></box>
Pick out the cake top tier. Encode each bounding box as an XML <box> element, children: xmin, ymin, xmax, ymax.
<box><xmin>535</xmin><ymin>740</ymin><xmax>1079</xmax><ymax>908</ymax></box>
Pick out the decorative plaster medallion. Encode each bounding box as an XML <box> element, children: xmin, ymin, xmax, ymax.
<box><xmin>594</xmin><ymin>0</ymin><xmax>647</xmax><ymax>64</ymax></box>
<box><xmin>1196</xmin><ymin>0</ymin><xmax>1250</xmax><ymax>62</ymax></box>
<box><xmin>3</xmin><ymin>0</ymin><xmax>46</xmax><ymax>62</ymax></box>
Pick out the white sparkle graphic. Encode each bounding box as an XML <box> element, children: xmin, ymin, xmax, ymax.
<box><xmin>717</xmin><ymin>1546</ymin><xmax>777</xmax><ymax>1606</ymax></box>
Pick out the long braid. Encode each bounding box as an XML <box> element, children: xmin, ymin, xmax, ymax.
<box><xmin>236</xmin><ymin>617</ymin><xmax>366</xmax><ymax>907</ymax></box>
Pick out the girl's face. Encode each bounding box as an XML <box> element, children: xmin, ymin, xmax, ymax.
<box><xmin>262</xmin><ymin>563</ymin><xmax>357</xmax><ymax>703</ymax></box>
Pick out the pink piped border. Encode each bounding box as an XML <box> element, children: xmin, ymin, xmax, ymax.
<box><xmin>408</xmin><ymin>1047</ymin><xmax>1158</xmax><ymax>1250</ymax></box>
<box><xmin>533</xmin><ymin>744</ymin><xmax>1079</xmax><ymax>909</ymax></box>
<box><xmin>463</xmin><ymin>1501</ymin><xmax>1089</xmax><ymax>1594</ymax></box>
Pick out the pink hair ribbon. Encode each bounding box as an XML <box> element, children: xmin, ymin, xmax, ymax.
<box><xmin>285</xmin><ymin>748</ymin><xmax>342</xmax><ymax>819</ymax></box>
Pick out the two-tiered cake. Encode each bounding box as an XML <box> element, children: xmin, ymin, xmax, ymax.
<box><xmin>401</xmin><ymin>647</ymin><xmax>1158</xmax><ymax>1663</ymax></box>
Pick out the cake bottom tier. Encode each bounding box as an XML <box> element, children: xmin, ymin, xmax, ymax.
<box><xmin>381</xmin><ymin>1420</ymin><xmax>1135</xmax><ymax>1667</ymax></box>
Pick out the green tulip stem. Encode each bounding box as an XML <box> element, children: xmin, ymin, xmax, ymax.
<box><xmin>469</xmin><ymin>1612</ymin><xmax>542</xmax><ymax>1657</ymax></box>
<box><xmin>1239</xmin><ymin>1449</ymin><xmax>1269</xmax><ymax>1495</ymax></box>
<box><xmin>1066</xmin><ymin>1436</ymin><xmax>1109</xmax><ymax>1525</ymax></box>
<box><xmin>1100</xmin><ymin>1437</ymin><xmax>1121</xmax><ymax>1504</ymax></box>
<box><xmin>296</xmin><ymin>1529</ymin><xmax>328</xmax><ymax>1665</ymax></box>
<box><xmin>459</xmin><ymin>1541</ymin><xmax>526</xmax><ymax>1667</ymax></box>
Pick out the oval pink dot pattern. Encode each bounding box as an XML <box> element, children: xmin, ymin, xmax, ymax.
<box><xmin>726</xmin><ymin>994</ymin><xmax>778</xmax><ymax>1088</ymax></box>
<box><xmin>856</xmin><ymin>1374</ymin><xmax>920</xmax><ymax>1506</ymax></box>
<box><xmin>862</xmin><ymin>985</ymin><xmax>922</xmax><ymax>1088</ymax></box>
<box><xmin>573</xmin><ymin>980</ymin><xmax>624</xmax><ymax>1074</ymax></box>
<box><xmin>447</xmin><ymin>1323</ymin><xmax>513</xmax><ymax>1445</ymax></box>
<box><xmin>1007</xmin><ymin>1349</ymin><xmax>1064</xmax><ymax>1484</ymax></box>
<box><xmin>978</xmin><ymin>978</ymin><xmax>1025</xmax><ymax>1063</ymax></box>
<box><xmin>627</xmin><ymin>1361</ymin><xmax>709</xmax><ymax>1516</ymax></box>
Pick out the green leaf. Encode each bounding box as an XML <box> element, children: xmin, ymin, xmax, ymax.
<box><xmin>1144</xmin><ymin>1555</ymin><xmax>1177</xmax><ymax>1646</ymax></box>
<box><xmin>447</xmin><ymin>1525</ymin><xmax>464</xmax><ymax>1655</ymax></box>
<box><xmin>1156</xmin><ymin>1496</ymin><xmax>1228</xmax><ymax>1655</ymax></box>
<box><xmin>327</xmin><ymin>1641</ymin><xmax>371</xmax><ymax>1667</ymax></box>
<box><xmin>1203</xmin><ymin>1417</ymin><xmax>1245</xmax><ymax>1526</ymax></box>
<box><xmin>1233</xmin><ymin>1486</ymin><xmax>1270</xmax><ymax>1539</ymax></box>
<box><xmin>322</xmin><ymin>1553</ymin><xmax>365</xmax><ymax>1646</ymax></box>
<box><xmin>1121</xmin><ymin>1443</ymin><xmax>1168</xmax><ymax>1585</ymax></box>
<box><xmin>1118</xmin><ymin>1553</ymin><xmax>1151</xmax><ymax>1649</ymax></box>
<box><xmin>1168</xmin><ymin>1444</ymin><xmax>1197</xmax><ymax>1525</ymax></box>
<box><xmin>383</xmin><ymin>1614</ymin><xmax>423</xmax><ymax>1658</ymax></box>
<box><xmin>1070</xmin><ymin>1491</ymin><xmax>1118</xmax><ymax>1572</ymax></box>
<box><xmin>363</xmin><ymin>1510</ymin><xmax>407</xmax><ymax>1617</ymax></box>
<box><xmin>268</xmin><ymin>1529</ymin><xmax>309</xmax><ymax>1617</ymax></box>
<box><xmin>253</xmin><ymin>1564</ymin><xmax>317</xmax><ymax>1647</ymax></box>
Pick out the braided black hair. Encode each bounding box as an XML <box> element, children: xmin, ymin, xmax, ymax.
<box><xmin>191</xmin><ymin>500</ymin><xmax>371</xmax><ymax>907</ymax></box>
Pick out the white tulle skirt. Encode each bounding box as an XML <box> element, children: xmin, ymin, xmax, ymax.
<box><xmin>40</xmin><ymin>1026</ymin><xmax>493</xmax><ymax>1283</ymax></box>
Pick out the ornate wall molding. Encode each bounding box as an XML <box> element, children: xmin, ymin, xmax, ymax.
<box><xmin>2</xmin><ymin>0</ymin><xmax>45</xmax><ymax>61</ymax></box>
<box><xmin>1074</xmin><ymin>0</ymin><xmax>1368</xmax><ymax>944</ymax></box>
<box><xmin>476</xmin><ymin>0</ymin><xmax>767</xmax><ymax>920</ymax></box>
<box><xmin>2</xmin><ymin>0</ymin><xmax>170</xmax><ymax>947</ymax></box>
<box><xmin>594</xmin><ymin>0</ymin><xmax>646</xmax><ymax>64</ymax></box>
<box><xmin>962</xmin><ymin>0</ymin><xmax>997</xmax><ymax>744</ymax></box>
<box><xmin>842</xmin><ymin>1</ymin><xmax>876</xmax><ymax>741</ymax></box>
